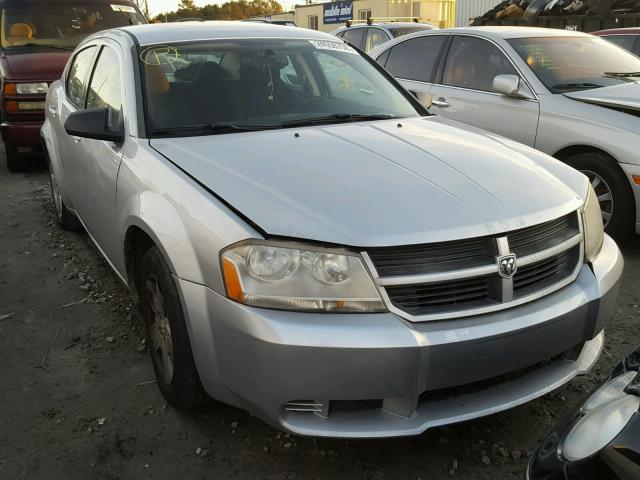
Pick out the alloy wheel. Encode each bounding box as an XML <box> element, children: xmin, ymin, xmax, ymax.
<box><xmin>146</xmin><ymin>277</ymin><xmax>174</xmax><ymax>385</ymax></box>
<box><xmin>582</xmin><ymin>170</ymin><xmax>614</xmax><ymax>229</ymax></box>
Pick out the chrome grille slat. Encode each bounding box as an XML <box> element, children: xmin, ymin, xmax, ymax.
<box><xmin>365</xmin><ymin>212</ymin><xmax>583</xmax><ymax>321</ymax></box>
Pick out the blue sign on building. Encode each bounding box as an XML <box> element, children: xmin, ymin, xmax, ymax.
<box><xmin>323</xmin><ymin>1</ymin><xmax>353</xmax><ymax>24</ymax></box>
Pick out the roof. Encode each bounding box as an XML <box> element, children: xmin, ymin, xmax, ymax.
<box><xmin>593</xmin><ymin>27</ymin><xmax>640</xmax><ymax>35</ymax></box>
<box><xmin>439</xmin><ymin>26</ymin><xmax>593</xmax><ymax>40</ymax></box>
<box><xmin>116</xmin><ymin>21</ymin><xmax>332</xmax><ymax>46</ymax></box>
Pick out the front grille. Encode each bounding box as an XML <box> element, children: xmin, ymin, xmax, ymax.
<box><xmin>385</xmin><ymin>277</ymin><xmax>495</xmax><ymax>315</ymax></box>
<box><xmin>514</xmin><ymin>249</ymin><xmax>578</xmax><ymax>298</ymax></box>
<box><xmin>367</xmin><ymin>238</ymin><xmax>494</xmax><ymax>277</ymax></box>
<box><xmin>367</xmin><ymin>212</ymin><xmax>582</xmax><ymax>320</ymax></box>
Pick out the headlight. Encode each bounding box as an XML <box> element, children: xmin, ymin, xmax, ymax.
<box><xmin>17</xmin><ymin>82</ymin><xmax>49</xmax><ymax>95</ymax></box>
<box><xmin>221</xmin><ymin>242</ymin><xmax>386</xmax><ymax>312</ymax></box>
<box><xmin>582</xmin><ymin>183</ymin><xmax>604</xmax><ymax>263</ymax></box>
<box><xmin>560</xmin><ymin>371</ymin><xmax>640</xmax><ymax>461</ymax></box>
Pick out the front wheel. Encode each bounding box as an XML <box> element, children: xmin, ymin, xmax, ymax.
<box><xmin>565</xmin><ymin>152</ymin><xmax>635</xmax><ymax>240</ymax></box>
<box><xmin>137</xmin><ymin>246</ymin><xmax>204</xmax><ymax>410</ymax></box>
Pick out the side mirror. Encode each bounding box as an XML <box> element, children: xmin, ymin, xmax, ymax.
<box><xmin>410</xmin><ymin>90</ymin><xmax>432</xmax><ymax>109</ymax></box>
<box><xmin>492</xmin><ymin>74</ymin><xmax>522</xmax><ymax>97</ymax></box>
<box><xmin>64</xmin><ymin>108</ymin><xmax>124</xmax><ymax>143</ymax></box>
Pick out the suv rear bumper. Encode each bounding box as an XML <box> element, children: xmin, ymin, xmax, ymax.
<box><xmin>178</xmin><ymin>235</ymin><xmax>623</xmax><ymax>437</ymax></box>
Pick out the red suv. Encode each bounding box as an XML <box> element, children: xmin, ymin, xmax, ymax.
<box><xmin>593</xmin><ymin>28</ymin><xmax>640</xmax><ymax>56</ymax></box>
<box><xmin>0</xmin><ymin>0</ymin><xmax>145</xmax><ymax>171</ymax></box>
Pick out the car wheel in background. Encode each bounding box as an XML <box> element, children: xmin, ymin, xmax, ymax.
<box><xmin>137</xmin><ymin>246</ymin><xmax>204</xmax><ymax>410</ymax></box>
<box><xmin>47</xmin><ymin>159</ymin><xmax>82</xmax><ymax>231</ymax></box>
<box><xmin>6</xmin><ymin>145</ymin><xmax>27</xmax><ymax>172</ymax></box>
<box><xmin>565</xmin><ymin>152</ymin><xmax>635</xmax><ymax>239</ymax></box>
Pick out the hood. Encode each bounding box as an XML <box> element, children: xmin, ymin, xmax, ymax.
<box><xmin>564</xmin><ymin>82</ymin><xmax>640</xmax><ymax>113</ymax></box>
<box><xmin>2</xmin><ymin>51</ymin><xmax>70</xmax><ymax>81</ymax></box>
<box><xmin>151</xmin><ymin>117</ymin><xmax>585</xmax><ymax>247</ymax></box>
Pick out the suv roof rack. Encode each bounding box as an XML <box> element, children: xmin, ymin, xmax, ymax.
<box><xmin>345</xmin><ymin>17</ymin><xmax>421</xmax><ymax>27</ymax></box>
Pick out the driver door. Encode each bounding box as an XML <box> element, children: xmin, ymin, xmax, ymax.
<box><xmin>64</xmin><ymin>42</ymin><xmax>126</xmax><ymax>262</ymax></box>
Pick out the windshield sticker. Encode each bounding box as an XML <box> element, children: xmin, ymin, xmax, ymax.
<box><xmin>140</xmin><ymin>46</ymin><xmax>180</xmax><ymax>67</ymax></box>
<box><xmin>309</xmin><ymin>40</ymin><xmax>357</xmax><ymax>54</ymax></box>
<box><xmin>111</xmin><ymin>4</ymin><xmax>137</xmax><ymax>13</ymax></box>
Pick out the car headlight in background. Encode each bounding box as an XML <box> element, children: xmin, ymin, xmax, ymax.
<box><xmin>4</xmin><ymin>82</ymin><xmax>49</xmax><ymax>95</ymax></box>
<box><xmin>221</xmin><ymin>242</ymin><xmax>386</xmax><ymax>312</ymax></box>
<box><xmin>582</xmin><ymin>183</ymin><xmax>605</xmax><ymax>263</ymax></box>
<box><xmin>560</xmin><ymin>371</ymin><xmax>640</xmax><ymax>461</ymax></box>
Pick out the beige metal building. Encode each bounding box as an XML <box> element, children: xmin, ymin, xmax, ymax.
<box><xmin>263</xmin><ymin>0</ymin><xmax>500</xmax><ymax>32</ymax></box>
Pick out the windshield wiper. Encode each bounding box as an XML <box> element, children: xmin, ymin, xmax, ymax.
<box><xmin>281</xmin><ymin>114</ymin><xmax>396</xmax><ymax>128</ymax></box>
<box><xmin>551</xmin><ymin>82</ymin><xmax>602</xmax><ymax>91</ymax></box>
<box><xmin>603</xmin><ymin>71</ymin><xmax>640</xmax><ymax>78</ymax></box>
<box><xmin>151</xmin><ymin>123</ymin><xmax>280</xmax><ymax>136</ymax></box>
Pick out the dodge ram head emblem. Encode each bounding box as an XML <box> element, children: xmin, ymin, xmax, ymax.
<box><xmin>498</xmin><ymin>254</ymin><xmax>517</xmax><ymax>279</ymax></box>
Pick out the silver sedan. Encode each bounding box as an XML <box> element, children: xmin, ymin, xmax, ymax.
<box><xmin>371</xmin><ymin>27</ymin><xmax>640</xmax><ymax>239</ymax></box>
<box><xmin>41</xmin><ymin>22</ymin><xmax>622</xmax><ymax>437</ymax></box>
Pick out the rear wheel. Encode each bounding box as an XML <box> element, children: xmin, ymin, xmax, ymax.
<box><xmin>565</xmin><ymin>152</ymin><xmax>634</xmax><ymax>240</ymax></box>
<box><xmin>47</xmin><ymin>159</ymin><xmax>82</xmax><ymax>231</ymax></box>
<box><xmin>137</xmin><ymin>246</ymin><xmax>204</xmax><ymax>410</ymax></box>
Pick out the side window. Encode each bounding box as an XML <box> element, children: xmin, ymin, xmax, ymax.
<box><xmin>86</xmin><ymin>46</ymin><xmax>123</xmax><ymax>129</ymax></box>
<box><xmin>66</xmin><ymin>46</ymin><xmax>96</xmax><ymax>108</ymax></box>
<box><xmin>443</xmin><ymin>36</ymin><xmax>517</xmax><ymax>92</ymax></box>
<box><xmin>366</xmin><ymin>28</ymin><xmax>390</xmax><ymax>52</ymax></box>
<box><xmin>342</xmin><ymin>28</ymin><xmax>366</xmax><ymax>50</ymax></box>
<box><xmin>375</xmin><ymin>49</ymin><xmax>391</xmax><ymax>67</ymax></box>
<box><xmin>385</xmin><ymin>36</ymin><xmax>446</xmax><ymax>82</ymax></box>
<box><xmin>601</xmin><ymin>35</ymin><xmax>636</xmax><ymax>53</ymax></box>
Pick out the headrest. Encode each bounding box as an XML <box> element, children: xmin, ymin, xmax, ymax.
<box><xmin>9</xmin><ymin>23</ymin><xmax>33</xmax><ymax>39</ymax></box>
<box><xmin>220</xmin><ymin>52</ymin><xmax>242</xmax><ymax>79</ymax></box>
<box><xmin>145</xmin><ymin>64</ymin><xmax>169</xmax><ymax>96</ymax></box>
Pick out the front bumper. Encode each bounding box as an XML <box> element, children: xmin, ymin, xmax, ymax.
<box><xmin>1</xmin><ymin>120</ymin><xmax>44</xmax><ymax>150</ymax></box>
<box><xmin>620</xmin><ymin>162</ymin><xmax>640</xmax><ymax>235</ymax></box>
<box><xmin>179</xmin><ymin>235</ymin><xmax>623</xmax><ymax>438</ymax></box>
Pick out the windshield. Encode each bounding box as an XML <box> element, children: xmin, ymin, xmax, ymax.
<box><xmin>508</xmin><ymin>36</ymin><xmax>640</xmax><ymax>93</ymax></box>
<box><xmin>1</xmin><ymin>0</ymin><xmax>145</xmax><ymax>51</ymax></box>
<box><xmin>389</xmin><ymin>26</ymin><xmax>434</xmax><ymax>38</ymax></box>
<box><xmin>140</xmin><ymin>39</ymin><xmax>421</xmax><ymax>135</ymax></box>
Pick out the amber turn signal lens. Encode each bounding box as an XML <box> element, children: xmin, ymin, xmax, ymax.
<box><xmin>4</xmin><ymin>83</ymin><xmax>16</xmax><ymax>95</ymax></box>
<box><xmin>4</xmin><ymin>101</ymin><xmax>19</xmax><ymax>113</ymax></box>
<box><xmin>633</xmin><ymin>175</ymin><xmax>640</xmax><ymax>186</ymax></box>
<box><xmin>222</xmin><ymin>257</ymin><xmax>244</xmax><ymax>303</ymax></box>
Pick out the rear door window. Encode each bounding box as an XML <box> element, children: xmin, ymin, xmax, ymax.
<box><xmin>66</xmin><ymin>46</ymin><xmax>96</xmax><ymax>108</ymax></box>
<box><xmin>342</xmin><ymin>28</ymin><xmax>366</xmax><ymax>50</ymax></box>
<box><xmin>366</xmin><ymin>28</ymin><xmax>390</xmax><ymax>52</ymax></box>
<box><xmin>385</xmin><ymin>36</ymin><xmax>447</xmax><ymax>82</ymax></box>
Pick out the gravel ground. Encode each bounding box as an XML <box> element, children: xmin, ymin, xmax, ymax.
<box><xmin>1</xmin><ymin>153</ymin><xmax>639</xmax><ymax>480</ymax></box>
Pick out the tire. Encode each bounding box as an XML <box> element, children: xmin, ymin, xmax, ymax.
<box><xmin>6</xmin><ymin>145</ymin><xmax>27</xmax><ymax>172</ymax></box>
<box><xmin>47</xmin><ymin>158</ymin><xmax>82</xmax><ymax>231</ymax></box>
<box><xmin>565</xmin><ymin>152</ymin><xmax>635</xmax><ymax>240</ymax></box>
<box><xmin>137</xmin><ymin>246</ymin><xmax>204</xmax><ymax>410</ymax></box>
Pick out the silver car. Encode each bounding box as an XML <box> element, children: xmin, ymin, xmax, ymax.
<box><xmin>41</xmin><ymin>22</ymin><xmax>622</xmax><ymax>438</ymax></box>
<box><xmin>331</xmin><ymin>21</ymin><xmax>438</xmax><ymax>53</ymax></box>
<box><xmin>370</xmin><ymin>27</ymin><xmax>640</xmax><ymax>239</ymax></box>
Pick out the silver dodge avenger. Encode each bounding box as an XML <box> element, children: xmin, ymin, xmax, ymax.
<box><xmin>41</xmin><ymin>23</ymin><xmax>623</xmax><ymax>438</ymax></box>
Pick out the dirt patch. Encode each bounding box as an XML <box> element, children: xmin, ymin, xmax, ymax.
<box><xmin>1</xmin><ymin>158</ymin><xmax>639</xmax><ymax>480</ymax></box>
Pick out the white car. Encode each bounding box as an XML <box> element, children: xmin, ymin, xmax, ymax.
<box><xmin>371</xmin><ymin>27</ymin><xmax>640</xmax><ymax>238</ymax></box>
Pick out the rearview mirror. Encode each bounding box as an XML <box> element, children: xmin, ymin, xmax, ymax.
<box><xmin>492</xmin><ymin>74</ymin><xmax>522</xmax><ymax>97</ymax></box>
<box><xmin>410</xmin><ymin>90</ymin><xmax>432</xmax><ymax>109</ymax></box>
<box><xmin>64</xmin><ymin>108</ymin><xmax>124</xmax><ymax>143</ymax></box>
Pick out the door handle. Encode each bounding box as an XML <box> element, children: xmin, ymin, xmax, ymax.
<box><xmin>432</xmin><ymin>98</ymin><xmax>450</xmax><ymax>108</ymax></box>
<box><xmin>48</xmin><ymin>105</ymin><xmax>57</xmax><ymax>117</ymax></box>
<box><xmin>71</xmin><ymin>136</ymin><xmax>82</xmax><ymax>144</ymax></box>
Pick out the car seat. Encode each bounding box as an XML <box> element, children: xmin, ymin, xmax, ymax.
<box><xmin>145</xmin><ymin>64</ymin><xmax>192</xmax><ymax>129</ymax></box>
